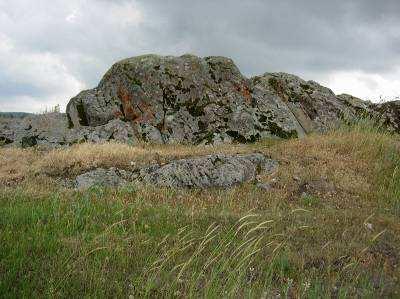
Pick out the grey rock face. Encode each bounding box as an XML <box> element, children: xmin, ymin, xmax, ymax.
<box><xmin>0</xmin><ymin>113</ymin><xmax>139</xmax><ymax>148</ymax></box>
<box><xmin>2</xmin><ymin>54</ymin><xmax>400</xmax><ymax>149</ymax></box>
<box><xmin>75</xmin><ymin>168</ymin><xmax>136</xmax><ymax>190</ymax></box>
<box><xmin>75</xmin><ymin>119</ymin><xmax>138</xmax><ymax>144</ymax></box>
<box><xmin>251</xmin><ymin>73</ymin><xmax>356</xmax><ymax>135</ymax></box>
<box><xmin>66</xmin><ymin>55</ymin><xmax>313</xmax><ymax>144</ymax></box>
<box><xmin>138</xmin><ymin>153</ymin><xmax>278</xmax><ymax>188</ymax></box>
<box><xmin>72</xmin><ymin>153</ymin><xmax>278</xmax><ymax>189</ymax></box>
<box><xmin>337</xmin><ymin>94</ymin><xmax>374</xmax><ymax>114</ymax></box>
<box><xmin>67</xmin><ymin>54</ymin><xmax>388</xmax><ymax>145</ymax></box>
<box><xmin>374</xmin><ymin>101</ymin><xmax>400</xmax><ymax>133</ymax></box>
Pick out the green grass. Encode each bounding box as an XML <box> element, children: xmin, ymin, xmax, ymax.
<box><xmin>1</xmin><ymin>185</ymin><xmax>399</xmax><ymax>298</ymax></box>
<box><xmin>1</xmin><ymin>121</ymin><xmax>400</xmax><ymax>298</ymax></box>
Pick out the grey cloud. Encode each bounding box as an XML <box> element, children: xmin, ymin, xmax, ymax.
<box><xmin>138</xmin><ymin>0</ymin><xmax>400</xmax><ymax>76</ymax></box>
<box><xmin>0</xmin><ymin>0</ymin><xmax>399</xmax><ymax>111</ymax></box>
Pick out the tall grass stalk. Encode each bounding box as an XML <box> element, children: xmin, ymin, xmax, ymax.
<box><xmin>136</xmin><ymin>215</ymin><xmax>280</xmax><ymax>297</ymax></box>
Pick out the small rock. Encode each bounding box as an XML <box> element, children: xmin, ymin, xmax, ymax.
<box><xmin>75</xmin><ymin>168</ymin><xmax>128</xmax><ymax>190</ymax></box>
<box><xmin>256</xmin><ymin>182</ymin><xmax>272</xmax><ymax>191</ymax></box>
<box><xmin>21</xmin><ymin>135</ymin><xmax>38</xmax><ymax>148</ymax></box>
<box><xmin>364</xmin><ymin>222</ymin><xmax>373</xmax><ymax>230</ymax></box>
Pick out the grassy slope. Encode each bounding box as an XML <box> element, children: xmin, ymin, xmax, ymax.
<box><xmin>0</xmin><ymin>121</ymin><xmax>400</xmax><ymax>298</ymax></box>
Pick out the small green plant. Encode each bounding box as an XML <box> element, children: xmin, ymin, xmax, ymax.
<box><xmin>302</xmin><ymin>194</ymin><xmax>320</xmax><ymax>207</ymax></box>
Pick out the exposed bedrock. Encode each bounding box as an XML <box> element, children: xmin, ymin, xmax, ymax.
<box><xmin>66</xmin><ymin>54</ymin><xmax>381</xmax><ymax>145</ymax></box>
<box><xmin>73</xmin><ymin>153</ymin><xmax>278</xmax><ymax>190</ymax></box>
<box><xmin>2</xmin><ymin>54</ymin><xmax>399</xmax><ymax>148</ymax></box>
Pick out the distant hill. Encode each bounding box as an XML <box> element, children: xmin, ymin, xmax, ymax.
<box><xmin>0</xmin><ymin>112</ymin><xmax>33</xmax><ymax>119</ymax></box>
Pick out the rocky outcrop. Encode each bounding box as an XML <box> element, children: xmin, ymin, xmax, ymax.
<box><xmin>0</xmin><ymin>113</ymin><xmax>138</xmax><ymax>148</ymax></box>
<box><xmin>2</xmin><ymin>54</ymin><xmax>400</xmax><ymax>149</ymax></box>
<box><xmin>138</xmin><ymin>153</ymin><xmax>278</xmax><ymax>188</ymax></box>
<box><xmin>73</xmin><ymin>153</ymin><xmax>278</xmax><ymax>190</ymax></box>
<box><xmin>75</xmin><ymin>167</ymin><xmax>136</xmax><ymax>190</ymax></box>
<box><xmin>66</xmin><ymin>54</ymin><xmax>370</xmax><ymax>145</ymax></box>
<box><xmin>67</xmin><ymin>54</ymin><xmax>274</xmax><ymax>144</ymax></box>
<box><xmin>0</xmin><ymin>113</ymin><xmax>70</xmax><ymax>148</ymax></box>
<box><xmin>374</xmin><ymin>101</ymin><xmax>400</xmax><ymax>133</ymax></box>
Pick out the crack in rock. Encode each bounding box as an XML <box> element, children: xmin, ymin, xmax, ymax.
<box><xmin>73</xmin><ymin>153</ymin><xmax>278</xmax><ymax>190</ymax></box>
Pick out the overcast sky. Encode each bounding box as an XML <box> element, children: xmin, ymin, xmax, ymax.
<box><xmin>0</xmin><ymin>0</ymin><xmax>399</xmax><ymax>112</ymax></box>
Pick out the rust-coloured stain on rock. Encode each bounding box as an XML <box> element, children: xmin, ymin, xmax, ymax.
<box><xmin>118</xmin><ymin>87</ymin><xmax>138</xmax><ymax>121</ymax></box>
<box><xmin>241</xmin><ymin>85</ymin><xmax>252</xmax><ymax>103</ymax></box>
<box><xmin>234</xmin><ymin>83</ymin><xmax>252</xmax><ymax>103</ymax></box>
<box><xmin>113</xmin><ymin>109</ymin><xmax>124</xmax><ymax>118</ymax></box>
<box><xmin>117</xmin><ymin>86</ymin><xmax>155</xmax><ymax>124</ymax></box>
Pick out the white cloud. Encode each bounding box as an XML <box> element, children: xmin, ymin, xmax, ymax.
<box><xmin>0</xmin><ymin>32</ymin><xmax>85</xmax><ymax>112</ymax></box>
<box><xmin>321</xmin><ymin>69</ymin><xmax>400</xmax><ymax>102</ymax></box>
<box><xmin>0</xmin><ymin>95</ymin><xmax>65</xmax><ymax>113</ymax></box>
<box><xmin>65</xmin><ymin>9</ymin><xmax>78</xmax><ymax>23</ymax></box>
<box><xmin>0</xmin><ymin>0</ymin><xmax>144</xmax><ymax>112</ymax></box>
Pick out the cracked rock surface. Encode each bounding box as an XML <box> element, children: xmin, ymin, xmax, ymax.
<box><xmin>0</xmin><ymin>114</ymin><xmax>138</xmax><ymax>148</ymax></box>
<box><xmin>75</xmin><ymin>168</ymin><xmax>136</xmax><ymax>190</ymax></box>
<box><xmin>73</xmin><ymin>153</ymin><xmax>278</xmax><ymax>190</ymax></box>
<box><xmin>2</xmin><ymin>54</ymin><xmax>400</xmax><ymax>148</ymax></box>
<box><xmin>138</xmin><ymin>153</ymin><xmax>278</xmax><ymax>188</ymax></box>
<box><xmin>66</xmin><ymin>54</ymin><xmax>400</xmax><ymax>144</ymax></box>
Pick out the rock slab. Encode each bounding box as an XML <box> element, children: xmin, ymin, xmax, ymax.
<box><xmin>73</xmin><ymin>153</ymin><xmax>278</xmax><ymax>190</ymax></box>
<box><xmin>138</xmin><ymin>153</ymin><xmax>278</xmax><ymax>188</ymax></box>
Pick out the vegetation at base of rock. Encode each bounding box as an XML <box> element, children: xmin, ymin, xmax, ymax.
<box><xmin>1</xmin><ymin>120</ymin><xmax>400</xmax><ymax>297</ymax></box>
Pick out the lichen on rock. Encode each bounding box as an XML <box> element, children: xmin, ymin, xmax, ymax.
<box><xmin>2</xmin><ymin>54</ymin><xmax>399</xmax><ymax>149</ymax></box>
<box><xmin>72</xmin><ymin>153</ymin><xmax>278</xmax><ymax>189</ymax></box>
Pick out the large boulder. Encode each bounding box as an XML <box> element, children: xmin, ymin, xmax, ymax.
<box><xmin>67</xmin><ymin>54</ymin><xmax>254</xmax><ymax>145</ymax></box>
<box><xmin>66</xmin><ymin>55</ymin><xmax>314</xmax><ymax>144</ymax></box>
<box><xmin>67</xmin><ymin>54</ymin><xmax>382</xmax><ymax>144</ymax></box>
<box><xmin>2</xmin><ymin>54</ymin><xmax>399</xmax><ymax>149</ymax></box>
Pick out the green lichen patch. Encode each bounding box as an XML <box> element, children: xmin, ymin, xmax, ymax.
<box><xmin>267</xmin><ymin>121</ymin><xmax>298</xmax><ymax>139</ymax></box>
<box><xmin>300</xmin><ymin>83</ymin><xmax>313</xmax><ymax>91</ymax></box>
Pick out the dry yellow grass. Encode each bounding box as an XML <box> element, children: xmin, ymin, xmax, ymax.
<box><xmin>0</xmin><ymin>142</ymin><xmax>253</xmax><ymax>183</ymax></box>
<box><xmin>1</xmin><ymin>122</ymin><xmax>400</xmax><ymax>297</ymax></box>
<box><xmin>0</xmin><ymin>147</ymin><xmax>39</xmax><ymax>186</ymax></box>
<box><xmin>35</xmin><ymin>142</ymin><xmax>258</xmax><ymax>177</ymax></box>
<box><xmin>0</xmin><ymin>122</ymin><xmax>398</xmax><ymax>205</ymax></box>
